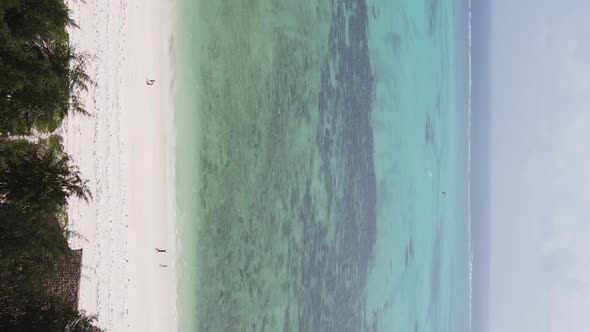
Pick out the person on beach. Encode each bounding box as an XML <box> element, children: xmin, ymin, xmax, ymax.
<box><xmin>146</xmin><ymin>78</ymin><xmax>156</xmax><ymax>86</ymax></box>
<box><xmin>155</xmin><ymin>248</ymin><xmax>166</xmax><ymax>253</ymax></box>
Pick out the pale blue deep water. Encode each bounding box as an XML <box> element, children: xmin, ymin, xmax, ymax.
<box><xmin>365</xmin><ymin>0</ymin><xmax>471</xmax><ymax>331</ymax></box>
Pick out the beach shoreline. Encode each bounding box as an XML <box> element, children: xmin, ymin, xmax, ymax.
<box><xmin>62</xmin><ymin>0</ymin><xmax>177</xmax><ymax>331</ymax></box>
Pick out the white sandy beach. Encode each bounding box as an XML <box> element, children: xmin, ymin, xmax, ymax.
<box><xmin>61</xmin><ymin>0</ymin><xmax>177</xmax><ymax>331</ymax></box>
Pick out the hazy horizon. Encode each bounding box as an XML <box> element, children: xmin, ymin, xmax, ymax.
<box><xmin>473</xmin><ymin>0</ymin><xmax>590</xmax><ymax>331</ymax></box>
<box><xmin>470</xmin><ymin>0</ymin><xmax>491</xmax><ymax>330</ymax></box>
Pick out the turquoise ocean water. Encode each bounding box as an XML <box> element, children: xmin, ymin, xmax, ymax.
<box><xmin>174</xmin><ymin>0</ymin><xmax>471</xmax><ymax>331</ymax></box>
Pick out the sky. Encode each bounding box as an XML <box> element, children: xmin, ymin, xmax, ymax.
<box><xmin>489</xmin><ymin>0</ymin><xmax>590</xmax><ymax>331</ymax></box>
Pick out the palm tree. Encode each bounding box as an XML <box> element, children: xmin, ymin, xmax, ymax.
<box><xmin>1</xmin><ymin>0</ymin><xmax>91</xmax><ymax>135</ymax></box>
<box><xmin>65</xmin><ymin>311</ymin><xmax>104</xmax><ymax>332</ymax></box>
<box><xmin>0</xmin><ymin>137</ymin><xmax>91</xmax><ymax>215</ymax></box>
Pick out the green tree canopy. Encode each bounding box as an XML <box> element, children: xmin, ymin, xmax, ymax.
<box><xmin>0</xmin><ymin>2</ymin><xmax>99</xmax><ymax>330</ymax></box>
<box><xmin>0</xmin><ymin>305</ymin><xmax>104</xmax><ymax>332</ymax></box>
<box><xmin>0</xmin><ymin>137</ymin><xmax>91</xmax><ymax>215</ymax></box>
<box><xmin>0</xmin><ymin>0</ymin><xmax>90</xmax><ymax>135</ymax></box>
